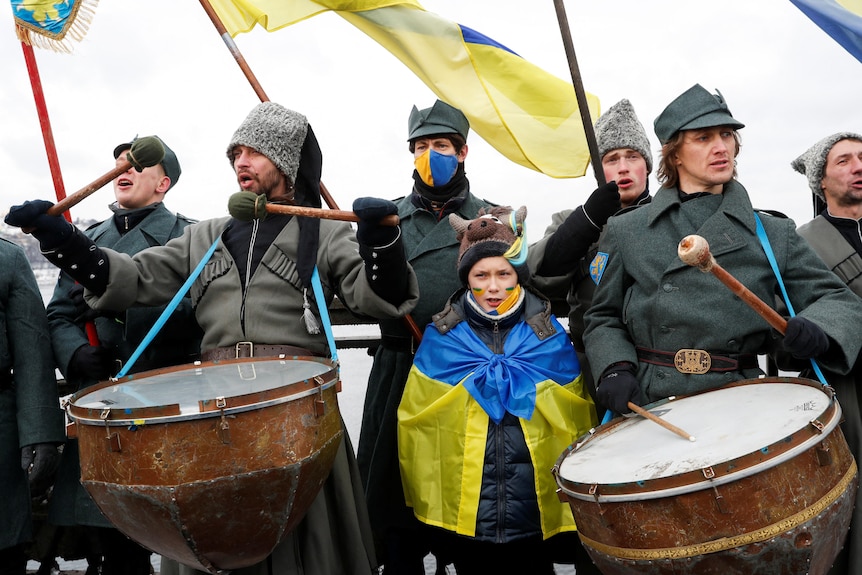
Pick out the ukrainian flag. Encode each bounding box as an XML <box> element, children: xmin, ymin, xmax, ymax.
<box><xmin>207</xmin><ymin>0</ymin><xmax>600</xmax><ymax>178</ymax></box>
<box><xmin>11</xmin><ymin>0</ymin><xmax>97</xmax><ymax>50</ymax></box>
<box><xmin>790</xmin><ymin>0</ymin><xmax>862</xmax><ymax>63</ymax></box>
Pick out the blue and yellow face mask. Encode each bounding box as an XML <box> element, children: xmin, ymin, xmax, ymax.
<box><xmin>414</xmin><ymin>149</ymin><xmax>459</xmax><ymax>187</ymax></box>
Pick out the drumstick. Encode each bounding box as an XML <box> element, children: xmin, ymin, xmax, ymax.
<box><xmin>228</xmin><ymin>191</ymin><xmax>399</xmax><ymax>226</ymax></box>
<box><xmin>627</xmin><ymin>402</ymin><xmax>696</xmax><ymax>442</ymax></box>
<box><xmin>678</xmin><ymin>235</ymin><xmax>788</xmax><ymax>334</ymax></box>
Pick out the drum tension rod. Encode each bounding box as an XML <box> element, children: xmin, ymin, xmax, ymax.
<box><xmin>809</xmin><ymin>419</ymin><xmax>833</xmax><ymax>465</ymax></box>
<box><xmin>703</xmin><ymin>467</ymin><xmax>729</xmax><ymax>514</ymax></box>
<box><xmin>313</xmin><ymin>376</ymin><xmax>326</xmax><ymax>418</ymax></box>
<box><xmin>216</xmin><ymin>396</ymin><xmax>234</xmax><ymax>444</ymax></box>
<box><xmin>100</xmin><ymin>408</ymin><xmax>122</xmax><ymax>453</ymax></box>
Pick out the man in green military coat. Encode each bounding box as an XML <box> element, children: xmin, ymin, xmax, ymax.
<box><xmin>44</xmin><ymin>136</ymin><xmax>200</xmax><ymax>574</ymax></box>
<box><xmin>0</xmin><ymin>239</ymin><xmax>65</xmax><ymax>575</ymax></box>
<box><xmin>356</xmin><ymin>100</ymin><xmax>497</xmax><ymax>574</ymax></box>
<box><xmin>584</xmin><ymin>84</ymin><xmax>862</xmax><ymax>415</ymax></box>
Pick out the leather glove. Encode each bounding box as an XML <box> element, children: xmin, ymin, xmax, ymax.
<box><xmin>596</xmin><ymin>362</ymin><xmax>641</xmax><ymax>415</ymax></box>
<box><xmin>353</xmin><ymin>197</ymin><xmax>399</xmax><ymax>246</ymax></box>
<box><xmin>538</xmin><ymin>182</ymin><xmax>620</xmax><ymax>276</ymax></box>
<box><xmin>21</xmin><ymin>443</ymin><xmax>60</xmax><ymax>498</ymax></box>
<box><xmin>68</xmin><ymin>344</ymin><xmax>118</xmax><ymax>381</ymax></box>
<box><xmin>68</xmin><ymin>284</ymin><xmax>122</xmax><ymax>324</ymax></box>
<box><xmin>582</xmin><ymin>181</ymin><xmax>622</xmax><ymax>230</ymax></box>
<box><xmin>784</xmin><ymin>316</ymin><xmax>830</xmax><ymax>359</ymax></box>
<box><xmin>4</xmin><ymin>199</ymin><xmax>73</xmax><ymax>250</ymax></box>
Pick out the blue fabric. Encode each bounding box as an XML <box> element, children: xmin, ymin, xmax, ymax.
<box><xmin>428</xmin><ymin>150</ymin><xmax>459</xmax><ymax>186</ymax></box>
<box><xmin>790</xmin><ymin>0</ymin><xmax>862</xmax><ymax>64</ymax></box>
<box><xmin>413</xmin><ymin>317</ymin><xmax>579</xmax><ymax>423</ymax></box>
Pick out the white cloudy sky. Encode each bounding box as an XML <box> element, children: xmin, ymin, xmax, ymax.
<box><xmin>1</xmin><ymin>0</ymin><xmax>861</xmax><ymax>241</ymax></box>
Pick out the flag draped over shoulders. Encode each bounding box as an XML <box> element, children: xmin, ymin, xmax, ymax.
<box><xmin>11</xmin><ymin>0</ymin><xmax>99</xmax><ymax>52</ymax></box>
<box><xmin>207</xmin><ymin>0</ymin><xmax>601</xmax><ymax>178</ymax></box>
<box><xmin>789</xmin><ymin>0</ymin><xmax>862</xmax><ymax>63</ymax></box>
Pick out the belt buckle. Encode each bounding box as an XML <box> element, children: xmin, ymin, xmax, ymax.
<box><xmin>674</xmin><ymin>349</ymin><xmax>711</xmax><ymax>374</ymax></box>
<box><xmin>235</xmin><ymin>341</ymin><xmax>254</xmax><ymax>359</ymax></box>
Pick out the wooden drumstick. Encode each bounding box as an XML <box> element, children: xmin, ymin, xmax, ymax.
<box><xmin>678</xmin><ymin>235</ymin><xmax>788</xmax><ymax>334</ymax></box>
<box><xmin>627</xmin><ymin>402</ymin><xmax>696</xmax><ymax>442</ymax></box>
<box><xmin>228</xmin><ymin>191</ymin><xmax>399</xmax><ymax>226</ymax></box>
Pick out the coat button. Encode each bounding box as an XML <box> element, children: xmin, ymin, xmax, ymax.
<box><xmin>662</xmin><ymin>283</ymin><xmax>674</xmax><ymax>292</ymax></box>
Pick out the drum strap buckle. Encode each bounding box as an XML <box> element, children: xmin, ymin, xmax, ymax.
<box><xmin>674</xmin><ymin>349</ymin><xmax>711</xmax><ymax>374</ymax></box>
<box><xmin>100</xmin><ymin>408</ymin><xmax>122</xmax><ymax>452</ymax></box>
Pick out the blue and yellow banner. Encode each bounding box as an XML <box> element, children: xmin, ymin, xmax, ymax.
<box><xmin>207</xmin><ymin>0</ymin><xmax>601</xmax><ymax>178</ymax></box>
<box><xmin>11</xmin><ymin>0</ymin><xmax>98</xmax><ymax>52</ymax></box>
<box><xmin>790</xmin><ymin>0</ymin><xmax>862</xmax><ymax>63</ymax></box>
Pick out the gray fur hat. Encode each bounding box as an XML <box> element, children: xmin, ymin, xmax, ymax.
<box><xmin>595</xmin><ymin>99</ymin><xmax>653</xmax><ymax>173</ymax></box>
<box><xmin>227</xmin><ymin>102</ymin><xmax>308</xmax><ymax>183</ymax></box>
<box><xmin>791</xmin><ymin>132</ymin><xmax>862</xmax><ymax>200</ymax></box>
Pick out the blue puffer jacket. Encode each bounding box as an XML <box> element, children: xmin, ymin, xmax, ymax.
<box><xmin>440</xmin><ymin>286</ymin><xmax>551</xmax><ymax>543</ymax></box>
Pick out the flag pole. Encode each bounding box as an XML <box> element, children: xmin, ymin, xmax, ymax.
<box><xmin>20</xmin><ymin>39</ymin><xmax>100</xmax><ymax>345</ymax></box>
<box><xmin>552</xmin><ymin>0</ymin><xmax>605</xmax><ymax>186</ymax></box>
<box><xmin>195</xmin><ymin>0</ymin><xmax>425</xmax><ymax>344</ymax></box>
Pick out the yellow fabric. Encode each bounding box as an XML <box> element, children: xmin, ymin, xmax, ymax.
<box><xmin>398</xmin><ymin>366</ymin><xmax>596</xmax><ymax>538</ymax></box>
<box><xmin>207</xmin><ymin>0</ymin><xmax>600</xmax><ymax>178</ymax></box>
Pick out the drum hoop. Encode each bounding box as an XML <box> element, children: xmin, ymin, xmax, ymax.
<box><xmin>68</xmin><ymin>357</ymin><xmax>339</xmax><ymax>426</ymax></box>
<box><xmin>555</xmin><ymin>378</ymin><xmax>842</xmax><ymax>502</ymax></box>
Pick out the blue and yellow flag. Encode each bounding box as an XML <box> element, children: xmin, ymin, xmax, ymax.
<box><xmin>790</xmin><ymin>0</ymin><xmax>862</xmax><ymax>63</ymax></box>
<box><xmin>10</xmin><ymin>0</ymin><xmax>98</xmax><ymax>52</ymax></box>
<box><xmin>207</xmin><ymin>0</ymin><xmax>601</xmax><ymax>178</ymax></box>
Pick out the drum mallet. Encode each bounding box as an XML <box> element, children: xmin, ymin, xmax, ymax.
<box><xmin>228</xmin><ymin>191</ymin><xmax>400</xmax><ymax>226</ymax></box>
<box><xmin>627</xmin><ymin>402</ymin><xmax>696</xmax><ymax>442</ymax></box>
<box><xmin>46</xmin><ymin>136</ymin><xmax>165</xmax><ymax>219</ymax></box>
<box><xmin>678</xmin><ymin>234</ymin><xmax>788</xmax><ymax>334</ymax></box>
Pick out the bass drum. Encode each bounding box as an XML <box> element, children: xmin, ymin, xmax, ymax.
<box><xmin>67</xmin><ymin>356</ymin><xmax>342</xmax><ymax>574</ymax></box>
<box><xmin>553</xmin><ymin>377</ymin><xmax>857</xmax><ymax>575</ymax></box>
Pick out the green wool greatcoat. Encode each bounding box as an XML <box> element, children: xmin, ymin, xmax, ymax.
<box><xmin>46</xmin><ymin>202</ymin><xmax>200</xmax><ymax>528</ymax></box>
<box><xmin>0</xmin><ymin>239</ymin><xmax>65</xmax><ymax>550</ymax></box>
<box><xmin>356</xmin><ymin>188</ymin><xmax>495</xmax><ymax>554</ymax></box>
<box><xmin>584</xmin><ymin>180</ymin><xmax>862</xmax><ymax>402</ymax></box>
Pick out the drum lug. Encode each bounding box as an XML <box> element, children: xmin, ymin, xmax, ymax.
<box><xmin>216</xmin><ymin>397</ymin><xmax>234</xmax><ymax>444</ymax></box>
<box><xmin>101</xmin><ymin>409</ymin><xmax>121</xmax><ymax>452</ymax></box>
<box><xmin>817</xmin><ymin>445</ymin><xmax>832</xmax><ymax>467</ymax></box>
<box><xmin>810</xmin><ymin>418</ymin><xmax>825</xmax><ymax>434</ymax></box>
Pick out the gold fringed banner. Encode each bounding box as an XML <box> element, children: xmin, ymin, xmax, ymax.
<box><xmin>12</xmin><ymin>0</ymin><xmax>99</xmax><ymax>53</ymax></box>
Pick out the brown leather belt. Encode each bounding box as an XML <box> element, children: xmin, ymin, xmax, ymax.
<box><xmin>201</xmin><ymin>342</ymin><xmax>318</xmax><ymax>362</ymax></box>
<box><xmin>636</xmin><ymin>346</ymin><xmax>758</xmax><ymax>375</ymax></box>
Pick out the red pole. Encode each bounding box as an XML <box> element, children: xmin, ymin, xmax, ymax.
<box><xmin>20</xmin><ymin>40</ymin><xmax>99</xmax><ymax>346</ymax></box>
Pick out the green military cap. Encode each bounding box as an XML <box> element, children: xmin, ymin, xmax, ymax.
<box><xmin>653</xmin><ymin>84</ymin><xmax>745</xmax><ymax>144</ymax></box>
<box><xmin>114</xmin><ymin>135</ymin><xmax>182</xmax><ymax>191</ymax></box>
<box><xmin>407</xmin><ymin>99</ymin><xmax>469</xmax><ymax>141</ymax></box>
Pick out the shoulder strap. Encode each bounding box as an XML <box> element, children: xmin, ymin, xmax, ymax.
<box><xmin>800</xmin><ymin>217</ymin><xmax>862</xmax><ymax>287</ymax></box>
<box><xmin>754</xmin><ymin>213</ymin><xmax>827</xmax><ymax>384</ymax></box>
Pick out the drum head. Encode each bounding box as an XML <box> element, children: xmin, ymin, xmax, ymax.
<box><xmin>558</xmin><ymin>379</ymin><xmax>838</xmax><ymax>491</ymax></box>
<box><xmin>69</xmin><ymin>357</ymin><xmax>337</xmax><ymax>424</ymax></box>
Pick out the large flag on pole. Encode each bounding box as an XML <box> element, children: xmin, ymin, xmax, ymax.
<box><xmin>10</xmin><ymin>0</ymin><xmax>98</xmax><ymax>52</ymax></box>
<box><xmin>789</xmin><ymin>0</ymin><xmax>862</xmax><ymax>64</ymax></box>
<box><xmin>207</xmin><ymin>0</ymin><xmax>600</xmax><ymax>178</ymax></box>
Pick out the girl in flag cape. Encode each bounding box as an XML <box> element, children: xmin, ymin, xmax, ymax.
<box><xmin>397</xmin><ymin>206</ymin><xmax>597</xmax><ymax>573</ymax></box>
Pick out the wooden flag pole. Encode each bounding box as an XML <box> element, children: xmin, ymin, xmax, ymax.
<box><xmin>552</xmin><ymin>0</ymin><xmax>605</xmax><ymax>186</ymax></box>
<box><xmin>196</xmin><ymin>0</ymin><xmax>424</xmax><ymax>344</ymax></box>
<box><xmin>20</xmin><ymin>40</ymin><xmax>100</xmax><ymax>346</ymax></box>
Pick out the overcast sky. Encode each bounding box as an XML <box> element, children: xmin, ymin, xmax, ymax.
<box><xmin>2</xmin><ymin>0</ymin><xmax>861</xmax><ymax>241</ymax></box>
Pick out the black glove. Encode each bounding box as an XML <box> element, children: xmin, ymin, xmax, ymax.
<box><xmin>68</xmin><ymin>344</ymin><xmax>118</xmax><ymax>381</ymax></box>
<box><xmin>784</xmin><ymin>316</ymin><xmax>830</xmax><ymax>359</ymax></box>
<box><xmin>538</xmin><ymin>182</ymin><xmax>620</xmax><ymax>276</ymax></box>
<box><xmin>596</xmin><ymin>362</ymin><xmax>641</xmax><ymax>415</ymax></box>
<box><xmin>21</xmin><ymin>443</ymin><xmax>60</xmax><ymax>498</ymax></box>
<box><xmin>353</xmin><ymin>197</ymin><xmax>400</xmax><ymax>246</ymax></box>
<box><xmin>68</xmin><ymin>284</ymin><xmax>122</xmax><ymax>324</ymax></box>
<box><xmin>4</xmin><ymin>199</ymin><xmax>72</xmax><ymax>249</ymax></box>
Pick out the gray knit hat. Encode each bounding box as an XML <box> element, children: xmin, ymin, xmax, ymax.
<box><xmin>791</xmin><ymin>132</ymin><xmax>862</xmax><ymax>200</ymax></box>
<box><xmin>595</xmin><ymin>99</ymin><xmax>653</xmax><ymax>173</ymax></box>
<box><xmin>227</xmin><ymin>102</ymin><xmax>308</xmax><ymax>183</ymax></box>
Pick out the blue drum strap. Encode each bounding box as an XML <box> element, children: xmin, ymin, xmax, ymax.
<box><xmin>311</xmin><ymin>266</ymin><xmax>338</xmax><ymax>362</ymax></box>
<box><xmin>754</xmin><ymin>212</ymin><xmax>827</xmax><ymax>384</ymax></box>
<box><xmin>116</xmin><ymin>236</ymin><xmax>221</xmax><ymax>379</ymax></box>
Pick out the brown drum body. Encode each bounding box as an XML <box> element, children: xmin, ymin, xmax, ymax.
<box><xmin>68</xmin><ymin>357</ymin><xmax>343</xmax><ymax>574</ymax></box>
<box><xmin>554</xmin><ymin>378</ymin><xmax>858</xmax><ymax>575</ymax></box>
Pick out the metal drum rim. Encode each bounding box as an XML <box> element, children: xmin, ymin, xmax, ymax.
<box><xmin>554</xmin><ymin>377</ymin><xmax>841</xmax><ymax>502</ymax></box>
<box><xmin>67</xmin><ymin>356</ymin><xmax>339</xmax><ymax>426</ymax></box>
